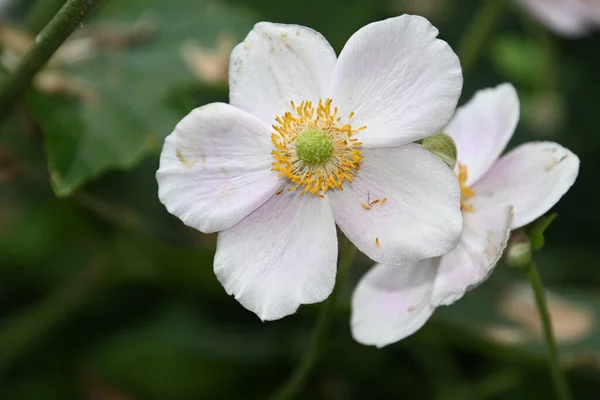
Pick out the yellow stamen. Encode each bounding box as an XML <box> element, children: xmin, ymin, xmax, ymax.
<box><xmin>361</xmin><ymin>203</ymin><xmax>371</xmax><ymax>210</ymax></box>
<box><xmin>380</xmin><ymin>198</ymin><xmax>387</xmax><ymax>206</ymax></box>
<box><xmin>271</xmin><ymin>98</ymin><xmax>365</xmax><ymax>197</ymax></box>
<box><xmin>375</xmin><ymin>237</ymin><xmax>380</xmax><ymax>247</ymax></box>
<box><xmin>458</xmin><ymin>162</ymin><xmax>475</xmax><ymax>212</ymax></box>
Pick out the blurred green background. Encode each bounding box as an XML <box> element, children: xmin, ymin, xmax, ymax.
<box><xmin>1</xmin><ymin>0</ymin><xmax>599</xmax><ymax>398</ymax></box>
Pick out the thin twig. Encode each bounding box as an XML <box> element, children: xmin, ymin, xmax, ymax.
<box><xmin>0</xmin><ymin>0</ymin><xmax>104</xmax><ymax>122</ymax></box>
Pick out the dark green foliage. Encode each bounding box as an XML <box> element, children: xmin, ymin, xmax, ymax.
<box><xmin>1</xmin><ymin>0</ymin><xmax>599</xmax><ymax>399</ymax></box>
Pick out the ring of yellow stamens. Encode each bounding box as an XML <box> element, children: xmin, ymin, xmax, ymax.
<box><xmin>271</xmin><ymin>98</ymin><xmax>365</xmax><ymax>197</ymax></box>
<box><xmin>458</xmin><ymin>162</ymin><xmax>475</xmax><ymax>212</ymax></box>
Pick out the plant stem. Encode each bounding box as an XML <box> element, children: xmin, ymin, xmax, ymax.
<box><xmin>458</xmin><ymin>0</ymin><xmax>506</xmax><ymax>75</ymax></box>
<box><xmin>25</xmin><ymin>0</ymin><xmax>68</xmax><ymax>34</ymax></box>
<box><xmin>270</xmin><ymin>238</ymin><xmax>357</xmax><ymax>400</ymax></box>
<box><xmin>524</xmin><ymin>261</ymin><xmax>572</xmax><ymax>400</ymax></box>
<box><xmin>0</xmin><ymin>0</ymin><xmax>104</xmax><ymax>122</ymax></box>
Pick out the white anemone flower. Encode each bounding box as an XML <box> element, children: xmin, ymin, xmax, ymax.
<box><xmin>351</xmin><ymin>83</ymin><xmax>580</xmax><ymax>347</ymax></box>
<box><xmin>157</xmin><ymin>16</ymin><xmax>464</xmax><ymax>321</ymax></box>
<box><xmin>515</xmin><ymin>0</ymin><xmax>600</xmax><ymax>37</ymax></box>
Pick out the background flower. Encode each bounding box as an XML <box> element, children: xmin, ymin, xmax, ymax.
<box><xmin>515</xmin><ymin>0</ymin><xmax>600</xmax><ymax>37</ymax></box>
<box><xmin>351</xmin><ymin>83</ymin><xmax>579</xmax><ymax>347</ymax></box>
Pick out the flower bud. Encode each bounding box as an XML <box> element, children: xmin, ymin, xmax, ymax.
<box><xmin>421</xmin><ymin>132</ymin><xmax>457</xmax><ymax>169</ymax></box>
<box><xmin>505</xmin><ymin>230</ymin><xmax>533</xmax><ymax>268</ymax></box>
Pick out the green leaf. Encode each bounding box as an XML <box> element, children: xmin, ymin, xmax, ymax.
<box><xmin>490</xmin><ymin>35</ymin><xmax>547</xmax><ymax>89</ymax></box>
<box><xmin>85</xmin><ymin>306</ymin><xmax>283</xmax><ymax>399</ymax></box>
<box><xmin>526</xmin><ymin>213</ymin><xmax>558</xmax><ymax>251</ymax></box>
<box><xmin>27</xmin><ymin>0</ymin><xmax>256</xmax><ymax>196</ymax></box>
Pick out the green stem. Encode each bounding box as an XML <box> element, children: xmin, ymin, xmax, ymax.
<box><xmin>270</xmin><ymin>238</ymin><xmax>357</xmax><ymax>400</ymax></box>
<box><xmin>0</xmin><ymin>0</ymin><xmax>104</xmax><ymax>122</ymax></box>
<box><xmin>524</xmin><ymin>261</ymin><xmax>572</xmax><ymax>400</ymax></box>
<box><xmin>25</xmin><ymin>0</ymin><xmax>68</xmax><ymax>34</ymax></box>
<box><xmin>458</xmin><ymin>0</ymin><xmax>506</xmax><ymax>75</ymax></box>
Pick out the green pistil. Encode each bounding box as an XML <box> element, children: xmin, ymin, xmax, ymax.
<box><xmin>295</xmin><ymin>129</ymin><xmax>333</xmax><ymax>165</ymax></box>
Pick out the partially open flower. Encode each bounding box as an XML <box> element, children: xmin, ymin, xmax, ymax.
<box><xmin>352</xmin><ymin>83</ymin><xmax>580</xmax><ymax>347</ymax></box>
<box><xmin>157</xmin><ymin>16</ymin><xmax>464</xmax><ymax>321</ymax></box>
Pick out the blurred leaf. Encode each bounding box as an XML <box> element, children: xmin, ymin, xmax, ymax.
<box><xmin>85</xmin><ymin>305</ymin><xmax>282</xmax><ymax>399</ymax></box>
<box><xmin>27</xmin><ymin>0</ymin><xmax>256</xmax><ymax>196</ymax></box>
<box><xmin>490</xmin><ymin>35</ymin><xmax>547</xmax><ymax>88</ymax></box>
<box><xmin>526</xmin><ymin>213</ymin><xmax>558</xmax><ymax>251</ymax></box>
<box><xmin>0</xmin><ymin>260</ymin><xmax>105</xmax><ymax>375</ymax></box>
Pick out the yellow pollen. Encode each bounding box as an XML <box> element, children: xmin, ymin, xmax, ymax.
<box><xmin>376</xmin><ymin>237</ymin><xmax>380</xmax><ymax>247</ymax></box>
<box><xmin>271</xmin><ymin>98</ymin><xmax>365</xmax><ymax>197</ymax></box>
<box><xmin>458</xmin><ymin>162</ymin><xmax>475</xmax><ymax>212</ymax></box>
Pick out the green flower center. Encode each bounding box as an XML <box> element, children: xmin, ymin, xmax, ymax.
<box><xmin>295</xmin><ymin>129</ymin><xmax>333</xmax><ymax>165</ymax></box>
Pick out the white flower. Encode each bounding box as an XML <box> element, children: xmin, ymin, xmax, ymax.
<box><xmin>351</xmin><ymin>83</ymin><xmax>580</xmax><ymax>347</ymax></box>
<box><xmin>157</xmin><ymin>16</ymin><xmax>464</xmax><ymax>321</ymax></box>
<box><xmin>515</xmin><ymin>0</ymin><xmax>600</xmax><ymax>37</ymax></box>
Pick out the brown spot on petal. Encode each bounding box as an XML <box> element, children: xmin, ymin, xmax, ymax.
<box><xmin>545</xmin><ymin>154</ymin><xmax>568</xmax><ymax>172</ymax></box>
<box><xmin>407</xmin><ymin>306</ymin><xmax>416</xmax><ymax>312</ymax></box>
<box><xmin>176</xmin><ymin>149</ymin><xmax>195</xmax><ymax>168</ymax></box>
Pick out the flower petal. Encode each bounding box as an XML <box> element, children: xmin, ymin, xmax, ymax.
<box><xmin>329</xmin><ymin>15</ymin><xmax>462</xmax><ymax>148</ymax></box>
<box><xmin>329</xmin><ymin>144</ymin><xmax>462</xmax><ymax>265</ymax></box>
<box><xmin>229</xmin><ymin>22</ymin><xmax>337</xmax><ymax>124</ymax></box>
<box><xmin>431</xmin><ymin>204</ymin><xmax>513</xmax><ymax>306</ymax></box>
<box><xmin>214</xmin><ymin>190</ymin><xmax>337</xmax><ymax>321</ymax></box>
<box><xmin>473</xmin><ymin>142</ymin><xmax>579</xmax><ymax>229</ymax></box>
<box><xmin>446</xmin><ymin>83</ymin><xmax>520</xmax><ymax>185</ymax></box>
<box><xmin>515</xmin><ymin>0</ymin><xmax>595</xmax><ymax>37</ymax></box>
<box><xmin>351</xmin><ymin>259</ymin><xmax>439</xmax><ymax>347</ymax></box>
<box><xmin>157</xmin><ymin>103</ymin><xmax>279</xmax><ymax>233</ymax></box>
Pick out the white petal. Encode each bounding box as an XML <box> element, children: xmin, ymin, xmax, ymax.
<box><xmin>229</xmin><ymin>22</ymin><xmax>337</xmax><ymax>124</ymax></box>
<box><xmin>515</xmin><ymin>0</ymin><xmax>595</xmax><ymax>37</ymax></box>
<box><xmin>446</xmin><ymin>83</ymin><xmax>520</xmax><ymax>185</ymax></box>
<box><xmin>214</xmin><ymin>190</ymin><xmax>337</xmax><ymax>321</ymax></box>
<box><xmin>329</xmin><ymin>15</ymin><xmax>462</xmax><ymax>148</ymax></box>
<box><xmin>157</xmin><ymin>103</ymin><xmax>279</xmax><ymax>233</ymax></box>
<box><xmin>431</xmin><ymin>203</ymin><xmax>513</xmax><ymax>306</ymax></box>
<box><xmin>351</xmin><ymin>259</ymin><xmax>439</xmax><ymax>348</ymax></box>
<box><xmin>329</xmin><ymin>144</ymin><xmax>462</xmax><ymax>265</ymax></box>
<box><xmin>473</xmin><ymin>142</ymin><xmax>579</xmax><ymax>229</ymax></box>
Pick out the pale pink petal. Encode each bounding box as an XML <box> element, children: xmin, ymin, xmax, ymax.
<box><xmin>214</xmin><ymin>190</ymin><xmax>337</xmax><ymax>321</ymax></box>
<box><xmin>157</xmin><ymin>103</ymin><xmax>279</xmax><ymax>233</ymax></box>
<box><xmin>515</xmin><ymin>0</ymin><xmax>595</xmax><ymax>37</ymax></box>
<box><xmin>474</xmin><ymin>142</ymin><xmax>579</xmax><ymax>229</ymax></box>
<box><xmin>446</xmin><ymin>83</ymin><xmax>519</xmax><ymax>185</ymax></box>
<box><xmin>329</xmin><ymin>15</ymin><xmax>462</xmax><ymax>148</ymax></box>
<box><xmin>351</xmin><ymin>259</ymin><xmax>439</xmax><ymax>347</ymax></box>
<box><xmin>329</xmin><ymin>144</ymin><xmax>462</xmax><ymax>265</ymax></box>
<box><xmin>229</xmin><ymin>22</ymin><xmax>337</xmax><ymax>124</ymax></box>
<box><xmin>431</xmin><ymin>203</ymin><xmax>513</xmax><ymax>306</ymax></box>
